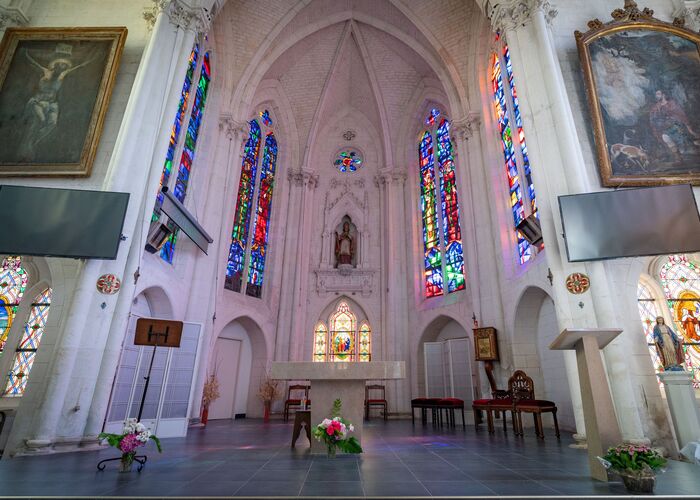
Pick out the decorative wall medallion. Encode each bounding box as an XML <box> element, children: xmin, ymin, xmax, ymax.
<box><xmin>343</xmin><ymin>130</ymin><xmax>356</xmax><ymax>141</ymax></box>
<box><xmin>96</xmin><ymin>274</ymin><xmax>121</xmax><ymax>294</ymax></box>
<box><xmin>565</xmin><ymin>273</ymin><xmax>590</xmax><ymax>294</ymax></box>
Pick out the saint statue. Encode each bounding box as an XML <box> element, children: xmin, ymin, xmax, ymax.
<box><xmin>652</xmin><ymin>317</ymin><xmax>684</xmax><ymax>371</ymax></box>
<box><xmin>334</xmin><ymin>221</ymin><xmax>354</xmax><ymax>267</ymax></box>
<box><xmin>681</xmin><ymin>308</ymin><xmax>700</xmax><ymax>341</ymax></box>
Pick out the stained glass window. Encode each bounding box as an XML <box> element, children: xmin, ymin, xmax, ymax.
<box><xmin>161</xmin><ymin>51</ymin><xmax>212</xmax><ymax>263</ymax></box>
<box><xmin>4</xmin><ymin>288</ymin><xmax>51</xmax><ymax>397</ymax></box>
<box><xmin>225</xmin><ymin>110</ymin><xmax>277</xmax><ymax>298</ymax></box>
<box><xmin>0</xmin><ymin>256</ymin><xmax>28</xmax><ymax>354</ymax></box>
<box><xmin>260</xmin><ymin>109</ymin><xmax>273</xmax><ymax>127</ymax></box>
<box><xmin>359</xmin><ymin>323</ymin><xmax>371</xmax><ymax>362</ymax></box>
<box><xmin>313</xmin><ymin>302</ymin><xmax>370</xmax><ymax>363</ymax></box>
<box><xmin>334</xmin><ymin>150</ymin><xmax>362</xmax><ymax>172</ymax></box>
<box><xmin>314</xmin><ymin>323</ymin><xmax>327</xmax><ymax>362</ymax></box>
<box><xmin>246</xmin><ymin>132</ymin><xmax>278</xmax><ymax>298</ymax></box>
<box><xmin>637</xmin><ymin>282</ymin><xmax>664</xmax><ymax>379</ymax></box>
<box><xmin>658</xmin><ymin>255</ymin><xmax>700</xmax><ymax>387</ymax></box>
<box><xmin>491</xmin><ymin>42</ymin><xmax>539</xmax><ymax>264</ymax></box>
<box><xmin>152</xmin><ymin>44</ymin><xmax>199</xmax><ymax>223</ymax></box>
<box><xmin>419</xmin><ymin>109</ymin><xmax>466</xmax><ymax>298</ymax></box>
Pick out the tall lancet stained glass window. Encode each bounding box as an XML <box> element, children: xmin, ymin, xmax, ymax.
<box><xmin>149</xmin><ymin>44</ymin><xmax>212</xmax><ymax>264</ymax></box>
<box><xmin>491</xmin><ymin>39</ymin><xmax>539</xmax><ymax>264</ymax></box>
<box><xmin>4</xmin><ymin>288</ymin><xmax>51</xmax><ymax>396</ymax></box>
<box><xmin>419</xmin><ymin>109</ymin><xmax>465</xmax><ymax>298</ymax></box>
<box><xmin>225</xmin><ymin>111</ymin><xmax>278</xmax><ymax>298</ymax></box>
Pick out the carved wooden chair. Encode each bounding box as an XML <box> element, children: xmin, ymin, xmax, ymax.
<box><xmin>510</xmin><ymin>370</ymin><xmax>560</xmax><ymax>439</ymax></box>
<box><xmin>365</xmin><ymin>384</ymin><xmax>388</xmax><ymax>421</ymax></box>
<box><xmin>284</xmin><ymin>383</ymin><xmax>310</xmax><ymax>422</ymax></box>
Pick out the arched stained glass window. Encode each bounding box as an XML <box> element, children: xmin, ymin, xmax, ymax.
<box><xmin>225</xmin><ymin>112</ymin><xmax>277</xmax><ymax>298</ymax></box>
<box><xmin>491</xmin><ymin>40</ymin><xmax>539</xmax><ymax>265</ymax></box>
<box><xmin>314</xmin><ymin>323</ymin><xmax>327</xmax><ymax>362</ymax></box>
<box><xmin>637</xmin><ymin>282</ymin><xmax>664</xmax><ymax>376</ymax></box>
<box><xmin>4</xmin><ymin>288</ymin><xmax>51</xmax><ymax>397</ymax></box>
<box><xmin>313</xmin><ymin>302</ymin><xmax>370</xmax><ymax>362</ymax></box>
<box><xmin>419</xmin><ymin>110</ymin><xmax>465</xmax><ymax>298</ymax></box>
<box><xmin>149</xmin><ymin>43</ymin><xmax>212</xmax><ymax>264</ymax></box>
<box><xmin>659</xmin><ymin>255</ymin><xmax>700</xmax><ymax>386</ymax></box>
<box><xmin>359</xmin><ymin>323</ymin><xmax>371</xmax><ymax>362</ymax></box>
<box><xmin>0</xmin><ymin>256</ymin><xmax>28</xmax><ymax>354</ymax></box>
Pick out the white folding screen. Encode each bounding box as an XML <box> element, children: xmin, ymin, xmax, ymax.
<box><xmin>423</xmin><ymin>338</ymin><xmax>475</xmax><ymax>406</ymax></box>
<box><xmin>105</xmin><ymin>316</ymin><xmax>202</xmax><ymax>438</ymax></box>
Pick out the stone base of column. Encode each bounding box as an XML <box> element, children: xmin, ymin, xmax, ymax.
<box><xmin>659</xmin><ymin>371</ymin><xmax>700</xmax><ymax>451</ymax></box>
<box><xmin>570</xmin><ymin>433</ymin><xmax>588</xmax><ymax>449</ymax></box>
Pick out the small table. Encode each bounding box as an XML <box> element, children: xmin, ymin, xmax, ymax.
<box><xmin>291</xmin><ymin>410</ymin><xmax>312</xmax><ymax>448</ymax></box>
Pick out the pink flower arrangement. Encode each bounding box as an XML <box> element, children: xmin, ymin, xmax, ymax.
<box><xmin>98</xmin><ymin>418</ymin><xmax>162</xmax><ymax>466</ymax></box>
<box><xmin>312</xmin><ymin>399</ymin><xmax>362</xmax><ymax>455</ymax></box>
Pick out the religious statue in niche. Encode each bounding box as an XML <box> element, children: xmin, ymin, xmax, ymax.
<box><xmin>652</xmin><ymin>316</ymin><xmax>685</xmax><ymax>371</ymax></box>
<box><xmin>334</xmin><ymin>217</ymin><xmax>356</xmax><ymax>270</ymax></box>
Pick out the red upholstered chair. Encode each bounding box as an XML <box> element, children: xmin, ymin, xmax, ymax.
<box><xmin>284</xmin><ymin>384</ymin><xmax>309</xmax><ymax>422</ymax></box>
<box><xmin>438</xmin><ymin>398</ymin><xmax>465</xmax><ymax>428</ymax></box>
<box><xmin>365</xmin><ymin>384</ymin><xmax>388</xmax><ymax>421</ymax></box>
<box><xmin>411</xmin><ymin>397</ymin><xmax>441</xmax><ymax>425</ymax></box>
<box><xmin>510</xmin><ymin>370</ymin><xmax>560</xmax><ymax>439</ymax></box>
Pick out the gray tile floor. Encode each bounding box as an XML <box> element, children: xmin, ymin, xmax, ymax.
<box><xmin>0</xmin><ymin>418</ymin><xmax>698</xmax><ymax>498</ymax></box>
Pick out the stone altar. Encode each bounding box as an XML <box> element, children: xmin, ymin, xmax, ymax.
<box><xmin>271</xmin><ymin>361</ymin><xmax>405</xmax><ymax>453</ymax></box>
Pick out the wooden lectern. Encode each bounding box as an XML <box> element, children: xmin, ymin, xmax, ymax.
<box><xmin>549</xmin><ymin>329</ymin><xmax>622</xmax><ymax>481</ymax></box>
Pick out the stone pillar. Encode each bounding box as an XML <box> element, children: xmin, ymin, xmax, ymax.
<box><xmin>374</xmin><ymin>174</ymin><xmax>389</xmax><ymax>378</ymax></box>
<box><xmin>659</xmin><ymin>371</ymin><xmax>700</xmax><ymax>451</ymax></box>
<box><xmin>673</xmin><ymin>0</ymin><xmax>700</xmax><ymax>31</ymax></box>
<box><xmin>27</xmin><ymin>1</ymin><xmax>208</xmax><ymax>451</ymax></box>
<box><xmin>483</xmin><ymin>0</ymin><xmax>652</xmax><ymax>443</ymax></box>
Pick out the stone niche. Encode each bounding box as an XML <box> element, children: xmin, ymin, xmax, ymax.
<box><xmin>315</xmin><ymin>178</ymin><xmax>376</xmax><ymax>296</ymax></box>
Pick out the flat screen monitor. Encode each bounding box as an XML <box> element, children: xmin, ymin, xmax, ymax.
<box><xmin>559</xmin><ymin>184</ymin><xmax>700</xmax><ymax>262</ymax></box>
<box><xmin>0</xmin><ymin>185</ymin><xmax>129</xmax><ymax>259</ymax></box>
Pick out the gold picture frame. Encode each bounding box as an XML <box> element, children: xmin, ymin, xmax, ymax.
<box><xmin>473</xmin><ymin>327</ymin><xmax>499</xmax><ymax>362</ymax></box>
<box><xmin>575</xmin><ymin>2</ymin><xmax>700</xmax><ymax>187</ymax></box>
<box><xmin>0</xmin><ymin>27</ymin><xmax>127</xmax><ymax>176</ymax></box>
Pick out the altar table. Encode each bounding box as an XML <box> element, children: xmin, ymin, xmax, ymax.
<box><xmin>271</xmin><ymin>361</ymin><xmax>405</xmax><ymax>453</ymax></box>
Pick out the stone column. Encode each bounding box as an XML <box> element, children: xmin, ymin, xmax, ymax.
<box><xmin>374</xmin><ymin>174</ymin><xmax>389</xmax><ymax>376</ymax></box>
<box><xmin>27</xmin><ymin>1</ymin><xmax>209</xmax><ymax>450</ymax></box>
<box><xmin>482</xmin><ymin>0</ymin><xmax>651</xmax><ymax>443</ymax></box>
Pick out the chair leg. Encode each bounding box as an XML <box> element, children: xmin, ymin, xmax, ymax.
<box><xmin>461</xmin><ymin>407</ymin><xmax>465</xmax><ymax>428</ymax></box>
<box><xmin>502</xmin><ymin>410</ymin><xmax>507</xmax><ymax>433</ymax></box>
<box><xmin>486</xmin><ymin>410</ymin><xmax>495</xmax><ymax>434</ymax></box>
<box><xmin>383</xmin><ymin>404</ymin><xmax>388</xmax><ymax>421</ymax></box>
<box><xmin>552</xmin><ymin>409</ymin><xmax>560</xmax><ymax>439</ymax></box>
<box><xmin>411</xmin><ymin>407</ymin><xmax>415</xmax><ymax>425</ymax></box>
<box><xmin>535</xmin><ymin>413</ymin><xmax>544</xmax><ymax>439</ymax></box>
<box><xmin>473</xmin><ymin>409</ymin><xmax>482</xmax><ymax>426</ymax></box>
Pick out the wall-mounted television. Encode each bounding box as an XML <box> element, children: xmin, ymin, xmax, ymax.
<box><xmin>0</xmin><ymin>185</ymin><xmax>129</xmax><ymax>260</ymax></box>
<box><xmin>558</xmin><ymin>184</ymin><xmax>700</xmax><ymax>262</ymax></box>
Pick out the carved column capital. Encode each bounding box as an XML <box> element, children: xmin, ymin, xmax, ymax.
<box><xmin>219</xmin><ymin>113</ymin><xmax>248</xmax><ymax>140</ymax></box>
<box><xmin>288</xmin><ymin>169</ymin><xmax>318</xmax><ymax>188</ymax></box>
<box><xmin>486</xmin><ymin>0</ymin><xmax>557</xmax><ymax>33</ymax></box>
<box><xmin>0</xmin><ymin>4</ymin><xmax>29</xmax><ymax>30</ymax></box>
<box><xmin>144</xmin><ymin>0</ymin><xmax>211</xmax><ymax>34</ymax></box>
<box><xmin>452</xmin><ymin>113</ymin><xmax>482</xmax><ymax>142</ymax></box>
<box><xmin>673</xmin><ymin>1</ymin><xmax>700</xmax><ymax>30</ymax></box>
<box><xmin>390</xmin><ymin>171</ymin><xmax>407</xmax><ymax>186</ymax></box>
<box><xmin>374</xmin><ymin>172</ymin><xmax>391</xmax><ymax>188</ymax></box>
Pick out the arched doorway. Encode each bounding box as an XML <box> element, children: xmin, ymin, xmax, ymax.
<box><xmin>209</xmin><ymin>317</ymin><xmax>267</xmax><ymax>419</ymax></box>
<box><xmin>513</xmin><ymin>286</ymin><xmax>574</xmax><ymax>430</ymax></box>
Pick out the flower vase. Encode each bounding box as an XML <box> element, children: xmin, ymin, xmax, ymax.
<box><xmin>263</xmin><ymin>401</ymin><xmax>271</xmax><ymax>422</ymax></box>
<box><xmin>201</xmin><ymin>405</ymin><xmax>209</xmax><ymax>426</ymax></box>
<box><xmin>327</xmin><ymin>443</ymin><xmax>337</xmax><ymax>459</ymax></box>
<box><xmin>119</xmin><ymin>453</ymin><xmax>135</xmax><ymax>473</ymax></box>
<box><xmin>619</xmin><ymin>470</ymin><xmax>655</xmax><ymax>494</ymax></box>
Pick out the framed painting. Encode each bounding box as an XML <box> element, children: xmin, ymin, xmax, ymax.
<box><xmin>0</xmin><ymin>27</ymin><xmax>127</xmax><ymax>176</ymax></box>
<box><xmin>576</xmin><ymin>2</ymin><xmax>700</xmax><ymax>186</ymax></box>
<box><xmin>473</xmin><ymin>327</ymin><xmax>499</xmax><ymax>362</ymax></box>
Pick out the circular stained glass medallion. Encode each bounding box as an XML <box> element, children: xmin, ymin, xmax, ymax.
<box><xmin>334</xmin><ymin>150</ymin><xmax>362</xmax><ymax>172</ymax></box>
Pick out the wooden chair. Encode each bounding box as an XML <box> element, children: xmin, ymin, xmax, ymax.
<box><xmin>365</xmin><ymin>384</ymin><xmax>387</xmax><ymax>421</ymax></box>
<box><xmin>283</xmin><ymin>383</ymin><xmax>309</xmax><ymax>422</ymax></box>
<box><xmin>510</xmin><ymin>370</ymin><xmax>560</xmax><ymax>439</ymax></box>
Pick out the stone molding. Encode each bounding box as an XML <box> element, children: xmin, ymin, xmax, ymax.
<box><xmin>219</xmin><ymin>113</ymin><xmax>247</xmax><ymax>140</ymax></box>
<box><xmin>0</xmin><ymin>4</ymin><xmax>29</xmax><ymax>30</ymax></box>
<box><xmin>486</xmin><ymin>0</ymin><xmax>558</xmax><ymax>33</ymax></box>
<box><xmin>143</xmin><ymin>0</ymin><xmax>212</xmax><ymax>34</ymax></box>
<box><xmin>314</xmin><ymin>268</ymin><xmax>376</xmax><ymax>297</ymax></box>
<box><xmin>374</xmin><ymin>170</ymin><xmax>406</xmax><ymax>187</ymax></box>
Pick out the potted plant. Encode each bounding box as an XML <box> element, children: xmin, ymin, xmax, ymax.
<box><xmin>599</xmin><ymin>444</ymin><xmax>666</xmax><ymax>494</ymax></box>
<box><xmin>98</xmin><ymin>418</ymin><xmax>161</xmax><ymax>472</ymax></box>
<box><xmin>257</xmin><ymin>371</ymin><xmax>281</xmax><ymax>422</ymax></box>
<box><xmin>201</xmin><ymin>372</ymin><xmax>220</xmax><ymax>426</ymax></box>
<box><xmin>312</xmin><ymin>399</ymin><xmax>362</xmax><ymax>458</ymax></box>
